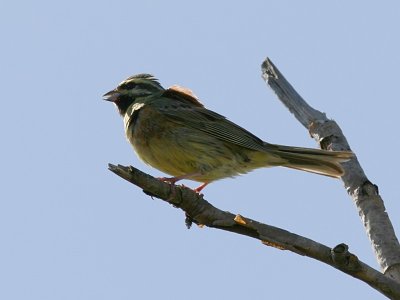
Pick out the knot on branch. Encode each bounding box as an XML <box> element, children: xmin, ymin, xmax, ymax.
<box><xmin>353</xmin><ymin>181</ymin><xmax>383</xmax><ymax>208</ymax></box>
<box><xmin>309</xmin><ymin>120</ymin><xmax>350</xmax><ymax>151</ymax></box>
<box><xmin>359</xmin><ymin>180</ymin><xmax>380</xmax><ymax>197</ymax></box>
<box><xmin>331</xmin><ymin>243</ymin><xmax>361</xmax><ymax>272</ymax></box>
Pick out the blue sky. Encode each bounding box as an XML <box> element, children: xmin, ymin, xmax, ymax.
<box><xmin>2</xmin><ymin>1</ymin><xmax>400</xmax><ymax>299</ymax></box>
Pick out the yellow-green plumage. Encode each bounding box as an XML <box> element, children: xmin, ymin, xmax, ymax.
<box><xmin>104</xmin><ymin>74</ymin><xmax>353</xmax><ymax>191</ymax></box>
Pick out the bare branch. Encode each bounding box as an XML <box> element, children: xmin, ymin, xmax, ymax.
<box><xmin>261</xmin><ymin>57</ymin><xmax>400</xmax><ymax>282</ymax></box>
<box><xmin>108</xmin><ymin>164</ymin><xmax>400</xmax><ymax>299</ymax></box>
<box><xmin>107</xmin><ymin>58</ymin><xmax>400</xmax><ymax>297</ymax></box>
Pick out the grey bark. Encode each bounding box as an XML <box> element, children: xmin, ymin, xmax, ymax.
<box><xmin>261</xmin><ymin>57</ymin><xmax>400</xmax><ymax>282</ymax></box>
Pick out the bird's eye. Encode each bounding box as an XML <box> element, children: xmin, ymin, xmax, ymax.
<box><xmin>124</xmin><ymin>82</ymin><xmax>136</xmax><ymax>90</ymax></box>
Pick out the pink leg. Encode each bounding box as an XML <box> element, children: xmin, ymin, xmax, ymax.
<box><xmin>158</xmin><ymin>176</ymin><xmax>183</xmax><ymax>185</ymax></box>
<box><xmin>158</xmin><ymin>171</ymin><xmax>204</xmax><ymax>185</ymax></box>
<box><xmin>158</xmin><ymin>175</ymin><xmax>209</xmax><ymax>193</ymax></box>
<box><xmin>193</xmin><ymin>182</ymin><xmax>209</xmax><ymax>193</ymax></box>
<box><xmin>157</xmin><ymin>173</ymin><xmax>195</xmax><ymax>185</ymax></box>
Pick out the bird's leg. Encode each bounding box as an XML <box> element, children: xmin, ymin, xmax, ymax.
<box><xmin>158</xmin><ymin>174</ymin><xmax>208</xmax><ymax>193</ymax></box>
<box><xmin>158</xmin><ymin>176</ymin><xmax>179</xmax><ymax>184</ymax></box>
<box><xmin>157</xmin><ymin>175</ymin><xmax>188</xmax><ymax>202</ymax></box>
<box><xmin>193</xmin><ymin>182</ymin><xmax>209</xmax><ymax>193</ymax></box>
<box><xmin>157</xmin><ymin>174</ymin><xmax>190</xmax><ymax>185</ymax></box>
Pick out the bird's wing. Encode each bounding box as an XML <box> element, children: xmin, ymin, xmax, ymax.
<box><xmin>156</xmin><ymin>88</ymin><xmax>269</xmax><ymax>152</ymax></box>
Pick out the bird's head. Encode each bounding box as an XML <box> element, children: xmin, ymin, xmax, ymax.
<box><xmin>103</xmin><ymin>74</ymin><xmax>164</xmax><ymax>115</ymax></box>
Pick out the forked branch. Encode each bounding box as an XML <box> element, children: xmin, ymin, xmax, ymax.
<box><xmin>108</xmin><ymin>57</ymin><xmax>400</xmax><ymax>298</ymax></box>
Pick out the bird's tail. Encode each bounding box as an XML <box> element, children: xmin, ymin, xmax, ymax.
<box><xmin>266</xmin><ymin>144</ymin><xmax>353</xmax><ymax>178</ymax></box>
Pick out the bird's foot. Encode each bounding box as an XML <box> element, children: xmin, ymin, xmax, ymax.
<box><xmin>157</xmin><ymin>175</ymin><xmax>208</xmax><ymax>194</ymax></box>
<box><xmin>157</xmin><ymin>176</ymin><xmax>181</xmax><ymax>185</ymax></box>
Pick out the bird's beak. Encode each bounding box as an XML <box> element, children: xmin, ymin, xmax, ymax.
<box><xmin>102</xmin><ymin>89</ymin><xmax>120</xmax><ymax>102</ymax></box>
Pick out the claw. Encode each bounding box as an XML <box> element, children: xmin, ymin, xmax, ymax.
<box><xmin>157</xmin><ymin>175</ymin><xmax>209</xmax><ymax>194</ymax></box>
<box><xmin>158</xmin><ymin>176</ymin><xmax>181</xmax><ymax>185</ymax></box>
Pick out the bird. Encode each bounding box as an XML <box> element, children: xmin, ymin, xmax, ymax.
<box><xmin>103</xmin><ymin>74</ymin><xmax>353</xmax><ymax>193</ymax></box>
